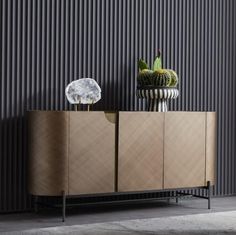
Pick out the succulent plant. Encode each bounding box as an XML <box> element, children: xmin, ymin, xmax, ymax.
<box><xmin>138</xmin><ymin>59</ymin><xmax>149</xmax><ymax>70</ymax></box>
<box><xmin>137</xmin><ymin>50</ymin><xmax>178</xmax><ymax>87</ymax></box>
<box><xmin>153</xmin><ymin>49</ymin><xmax>162</xmax><ymax>71</ymax></box>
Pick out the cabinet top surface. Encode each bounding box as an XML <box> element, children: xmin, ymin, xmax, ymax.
<box><xmin>27</xmin><ymin>110</ymin><xmax>216</xmax><ymax>113</ymax></box>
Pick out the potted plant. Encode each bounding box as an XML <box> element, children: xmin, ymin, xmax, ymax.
<box><xmin>136</xmin><ymin>50</ymin><xmax>179</xmax><ymax>112</ymax></box>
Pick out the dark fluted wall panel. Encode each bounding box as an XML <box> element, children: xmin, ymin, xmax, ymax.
<box><xmin>1</xmin><ymin>0</ymin><xmax>236</xmax><ymax>212</ymax></box>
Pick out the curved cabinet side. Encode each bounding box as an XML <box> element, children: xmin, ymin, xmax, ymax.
<box><xmin>28</xmin><ymin>111</ymin><xmax>69</xmax><ymax>196</ymax></box>
<box><xmin>206</xmin><ymin>112</ymin><xmax>217</xmax><ymax>185</ymax></box>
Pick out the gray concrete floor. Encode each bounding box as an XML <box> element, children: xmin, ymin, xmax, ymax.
<box><xmin>0</xmin><ymin>196</ymin><xmax>236</xmax><ymax>233</ymax></box>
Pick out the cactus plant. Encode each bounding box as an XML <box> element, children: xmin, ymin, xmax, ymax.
<box><xmin>137</xmin><ymin>50</ymin><xmax>179</xmax><ymax>112</ymax></box>
<box><xmin>137</xmin><ymin>50</ymin><xmax>178</xmax><ymax>88</ymax></box>
<box><xmin>167</xmin><ymin>69</ymin><xmax>178</xmax><ymax>87</ymax></box>
<box><xmin>137</xmin><ymin>69</ymin><xmax>153</xmax><ymax>86</ymax></box>
<box><xmin>152</xmin><ymin>69</ymin><xmax>172</xmax><ymax>87</ymax></box>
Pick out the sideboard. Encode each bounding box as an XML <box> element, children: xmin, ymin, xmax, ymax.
<box><xmin>28</xmin><ymin>111</ymin><xmax>216</xmax><ymax>221</ymax></box>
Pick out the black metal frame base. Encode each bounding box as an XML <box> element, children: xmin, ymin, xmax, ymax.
<box><xmin>175</xmin><ymin>181</ymin><xmax>211</xmax><ymax>209</ymax></box>
<box><xmin>34</xmin><ymin>181</ymin><xmax>212</xmax><ymax>222</ymax></box>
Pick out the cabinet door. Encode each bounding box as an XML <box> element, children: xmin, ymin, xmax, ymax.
<box><xmin>69</xmin><ymin>112</ymin><xmax>116</xmax><ymax>195</ymax></box>
<box><xmin>118</xmin><ymin>112</ymin><xmax>164</xmax><ymax>192</ymax></box>
<box><xmin>164</xmin><ymin>112</ymin><xmax>206</xmax><ymax>189</ymax></box>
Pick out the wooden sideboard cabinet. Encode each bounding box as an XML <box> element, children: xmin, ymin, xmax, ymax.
<box><xmin>28</xmin><ymin>111</ymin><xmax>216</xmax><ymax>221</ymax></box>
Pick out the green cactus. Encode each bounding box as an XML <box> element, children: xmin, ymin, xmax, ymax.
<box><xmin>137</xmin><ymin>50</ymin><xmax>178</xmax><ymax>87</ymax></box>
<box><xmin>152</xmin><ymin>69</ymin><xmax>171</xmax><ymax>87</ymax></box>
<box><xmin>137</xmin><ymin>69</ymin><xmax>153</xmax><ymax>86</ymax></box>
<box><xmin>168</xmin><ymin>69</ymin><xmax>178</xmax><ymax>87</ymax></box>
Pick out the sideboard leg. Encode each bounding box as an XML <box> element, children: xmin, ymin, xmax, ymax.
<box><xmin>34</xmin><ymin>196</ymin><xmax>39</xmax><ymax>213</ymax></box>
<box><xmin>207</xmin><ymin>181</ymin><xmax>211</xmax><ymax>209</ymax></box>
<box><xmin>175</xmin><ymin>191</ymin><xmax>179</xmax><ymax>203</ymax></box>
<box><xmin>62</xmin><ymin>191</ymin><xmax>66</xmax><ymax>222</ymax></box>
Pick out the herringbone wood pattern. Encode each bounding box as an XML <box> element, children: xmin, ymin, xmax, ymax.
<box><xmin>164</xmin><ymin>112</ymin><xmax>206</xmax><ymax>189</ymax></box>
<box><xmin>69</xmin><ymin>112</ymin><xmax>116</xmax><ymax>195</ymax></box>
<box><xmin>118</xmin><ymin>112</ymin><xmax>164</xmax><ymax>192</ymax></box>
